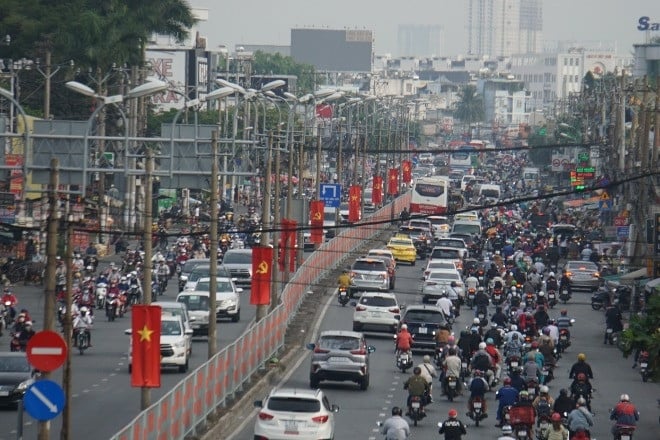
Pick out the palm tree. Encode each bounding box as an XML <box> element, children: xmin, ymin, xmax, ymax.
<box><xmin>454</xmin><ymin>84</ymin><xmax>484</xmax><ymax>131</ymax></box>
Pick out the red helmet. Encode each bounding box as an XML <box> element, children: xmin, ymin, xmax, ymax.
<box><xmin>503</xmin><ymin>377</ymin><xmax>512</xmax><ymax>385</ymax></box>
<box><xmin>531</xmin><ymin>341</ymin><xmax>539</xmax><ymax>349</ymax></box>
<box><xmin>551</xmin><ymin>412</ymin><xmax>562</xmax><ymax>422</ymax></box>
<box><xmin>577</xmin><ymin>373</ymin><xmax>586</xmax><ymax>381</ymax></box>
<box><xmin>448</xmin><ymin>408</ymin><xmax>458</xmax><ymax>418</ymax></box>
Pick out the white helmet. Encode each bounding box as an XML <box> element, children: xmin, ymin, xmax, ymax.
<box><xmin>478</xmin><ymin>342</ymin><xmax>487</xmax><ymax>350</ymax></box>
<box><xmin>80</xmin><ymin>306</ymin><xmax>89</xmax><ymax>314</ymax></box>
<box><xmin>511</xmin><ymin>286</ymin><xmax>517</xmax><ymax>292</ymax></box>
<box><xmin>620</xmin><ymin>394</ymin><xmax>630</xmax><ymax>402</ymax></box>
<box><xmin>540</xmin><ymin>385</ymin><xmax>549</xmax><ymax>394</ymax></box>
<box><xmin>473</xmin><ymin>318</ymin><xmax>480</xmax><ymax>325</ymax></box>
<box><xmin>548</xmin><ymin>272</ymin><xmax>555</xmax><ymax>278</ymax></box>
<box><xmin>400</xmin><ymin>324</ymin><xmax>408</xmax><ymax>330</ymax></box>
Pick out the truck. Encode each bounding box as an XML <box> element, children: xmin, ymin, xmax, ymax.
<box><xmin>522</xmin><ymin>167</ymin><xmax>540</xmax><ymax>188</ymax></box>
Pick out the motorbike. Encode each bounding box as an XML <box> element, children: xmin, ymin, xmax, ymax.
<box><xmin>546</xmin><ymin>290</ymin><xmax>557</xmax><ymax>308</ymax></box>
<box><xmin>396</xmin><ymin>350</ymin><xmax>414</xmax><ymax>373</ymax></box>
<box><xmin>525</xmin><ymin>377</ymin><xmax>539</xmax><ymax>397</ymax></box>
<box><xmin>127</xmin><ymin>285</ymin><xmax>140</xmax><ymax>305</ymax></box>
<box><xmin>106</xmin><ymin>292</ymin><xmax>120</xmax><ymax>322</ymax></box>
<box><xmin>460</xmin><ymin>358</ymin><xmax>470</xmax><ymax>381</ymax></box>
<box><xmin>0</xmin><ymin>305</ymin><xmax>10</xmax><ymax>336</ymax></box>
<box><xmin>95</xmin><ymin>282</ymin><xmax>107</xmax><ymax>309</ymax></box>
<box><xmin>445</xmin><ymin>375</ymin><xmax>459</xmax><ymax>402</ymax></box>
<box><xmin>557</xmin><ymin>328</ymin><xmax>571</xmax><ymax>353</ymax></box>
<box><xmin>591</xmin><ymin>287</ymin><xmax>611</xmax><ymax>311</ymax></box>
<box><xmin>559</xmin><ymin>288</ymin><xmax>571</xmax><ymax>304</ymax></box>
<box><xmin>10</xmin><ymin>332</ymin><xmax>26</xmax><ymax>352</ymax></box>
<box><xmin>638</xmin><ymin>351</ymin><xmax>651</xmax><ymax>382</ymax></box>
<box><xmin>338</xmin><ymin>286</ymin><xmax>349</xmax><ymax>306</ymax></box>
<box><xmin>491</xmin><ymin>288</ymin><xmax>504</xmax><ymax>306</ymax></box>
<box><xmin>468</xmin><ymin>395</ymin><xmax>486</xmax><ymax>426</ymax></box>
<box><xmin>541</xmin><ymin>363</ymin><xmax>554</xmax><ymax>384</ymax></box>
<box><xmin>524</xmin><ymin>292</ymin><xmax>536</xmax><ymax>309</ymax></box>
<box><xmin>475</xmin><ymin>305</ymin><xmax>488</xmax><ymax>327</ymax></box>
<box><xmin>612</xmin><ymin>425</ymin><xmax>635</xmax><ymax>440</ymax></box>
<box><xmin>605</xmin><ymin>327</ymin><xmax>618</xmax><ymax>345</ymax></box>
<box><xmin>466</xmin><ymin>288</ymin><xmax>476</xmax><ymax>309</ymax></box>
<box><xmin>507</xmin><ymin>355</ymin><xmax>522</xmax><ymax>376</ymax></box>
<box><xmin>513</xmin><ymin>423</ymin><xmax>533</xmax><ymax>440</ymax></box>
<box><xmin>73</xmin><ymin>328</ymin><xmax>90</xmax><ymax>355</ymax></box>
<box><xmin>434</xmin><ymin>346</ymin><xmax>445</xmax><ymax>367</ymax></box>
<box><xmin>408</xmin><ymin>395</ymin><xmax>425</xmax><ymax>426</ymax></box>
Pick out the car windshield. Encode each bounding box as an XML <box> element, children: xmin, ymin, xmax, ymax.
<box><xmin>431</xmin><ymin>248</ymin><xmax>461</xmax><ymax>259</ymax></box>
<box><xmin>177</xmin><ymin>295</ymin><xmax>209</xmax><ymax>311</ymax></box>
<box><xmin>194</xmin><ymin>280</ymin><xmax>233</xmax><ymax>292</ymax></box>
<box><xmin>161</xmin><ymin>321</ymin><xmax>182</xmax><ymax>336</ymax></box>
<box><xmin>267</xmin><ymin>397</ymin><xmax>321</xmax><ymax>413</ymax></box>
<box><xmin>0</xmin><ymin>356</ymin><xmax>30</xmax><ymax>372</ymax></box>
<box><xmin>429</xmin><ymin>272</ymin><xmax>460</xmax><ymax>281</ymax></box>
<box><xmin>360</xmin><ymin>296</ymin><xmax>396</xmax><ymax>307</ymax></box>
<box><xmin>161</xmin><ymin>307</ymin><xmax>185</xmax><ymax>321</ymax></box>
<box><xmin>452</xmin><ymin>223</ymin><xmax>480</xmax><ymax>235</ymax></box>
<box><xmin>436</xmin><ymin>239</ymin><xmax>465</xmax><ymax>248</ymax></box>
<box><xmin>222</xmin><ymin>252</ymin><xmax>252</xmax><ymax>265</ymax></box>
<box><xmin>188</xmin><ymin>267</ymin><xmax>210</xmax><ymax>282</ymax></box>
<box><xmin>318</xmin><ymin>336</ymin><xmax>360</xmax><ymax>351</ymax></box>
<box><xmin>182</xmin><ymin>260</ymin><xmax>205</xmax><ymax>274</ymax></box>
<box><xmin>352</xmin><ymin>261</ymin><xmax>386</xmax><ymax>271</ymax></box>
<box><xmin>567</xmin><ymin>262</ymin><xmax>598</xmax><ymax>271</ymax></box>
<box><xmin>389</xmin><ymin>239</ymin><xmax>412</xmax><ymax>247</ymax></box>
<box><xmin>404</xmin><ymin>310</ymin><xmax>446</xmax><ymax>324</ymax></box>
<box><xmin>427</xmin><ymin>262</ymin><xmax>455</xmax><ymax>270</ymax></box>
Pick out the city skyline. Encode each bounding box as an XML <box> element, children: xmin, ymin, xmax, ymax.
<box><xmin>191</xmin><ymin>0</ymin><xmax>656</xmax><ymax>57</ymax></box>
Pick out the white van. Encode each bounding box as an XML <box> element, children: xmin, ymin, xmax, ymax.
<box><xmin>451</xmin><ymin>220</ymin><xmax>482</xmax><ymax>237</ymax></box>
<box><xmin>477</xmin><ymin>184</ymin><xmax>501</xmax><ymax>203</ymax></box>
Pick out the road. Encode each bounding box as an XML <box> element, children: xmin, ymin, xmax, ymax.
<box><xmin>0</xmin><ymin>263</ymin><xmax>258</xmax><ymax>440</ymax></box>
<box><xmin>233</xmin><ymin>255</ymin><xmax>659</xmax><ymax>440</ymax></box>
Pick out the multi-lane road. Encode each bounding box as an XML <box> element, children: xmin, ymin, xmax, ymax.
<box><xmin>232</xmin><ymin>256</ymin><xmax>659</xmax><ymax>439</ymax></box>
<box><xmin>0</xmin><ymin>264</ymin><xmax>257</xmax><ymax>440</ymax></box>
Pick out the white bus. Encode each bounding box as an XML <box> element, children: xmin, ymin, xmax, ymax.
<box><xmin>410</xmin><ymin>176</ymin><xmax>449</xmax><ymax>215</ymax></box>
<box><xmin>449</xmin><ymin>145</ymin><xmax>477</xmax><ymax>171</ymax></box>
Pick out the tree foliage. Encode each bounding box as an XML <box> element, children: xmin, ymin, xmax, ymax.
<box><xmin>619</xmin><ymin>293</ymin><xmax>660</xmax><ymax>381</ymax></box>
<box><xmin>251</xmin><ymin>51</ymin><xmax>316</xmax><ymax>94</ymax></box>
<box><xmin>453</xmin><ymin>84</ymin><xmax>484</xmax><ymax>128</ymax></box>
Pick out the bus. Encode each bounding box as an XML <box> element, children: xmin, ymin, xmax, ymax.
<box><xmin>449</xmin><ymin>145</ymin><xmax>477</xmax><ymax>171</ymax></box>
<box><xmin>410</xmin><ymin>176</ymin><xmax>449</xmax><ymax>215</ymax></box>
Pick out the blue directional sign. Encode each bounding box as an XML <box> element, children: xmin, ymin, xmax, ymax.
<box><xmin>320</xmin><ymin>184</ymin><xmax>341</xmax><ymax>208</ymax></box>
<box><xmin>23</xmin><ymin>380</ymin><xmax>65</xmax><ymax>421</ymax></box>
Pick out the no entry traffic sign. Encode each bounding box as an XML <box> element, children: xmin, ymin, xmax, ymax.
<box><xmin>26</xmin><ymin>330</ymin><xmax>67</xmax><ymax>372</ymax></box>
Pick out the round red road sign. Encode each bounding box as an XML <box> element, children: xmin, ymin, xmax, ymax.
<box><xmin>26</xmin><ymin>330</ymin><xmax>67</xmax><ymax>372</ymax></box>
<box><xmin>552</xmin><ymin>159</ymin><xmax>560</xmax><ymax>167</ymax></box>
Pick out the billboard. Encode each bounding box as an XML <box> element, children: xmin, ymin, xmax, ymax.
<box><xmin>291</xmin><ymin>28</ymin><xmax>373</xmax><ymax>72</ymax></box>
<box><xmin>145</xmin><ymin>49</ymin><xmax>188</xmax><ymax>111</ymax></box>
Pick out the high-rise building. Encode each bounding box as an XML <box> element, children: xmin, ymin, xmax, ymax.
<box><xmin>397</xmin><ymin>25</ymin><xmax>443</xmax><ymax>57</ymax></box>
<box><xmin>467</xmin><ymin>0</ymin><xmax>542</xmax><ymax>57</ymax></box>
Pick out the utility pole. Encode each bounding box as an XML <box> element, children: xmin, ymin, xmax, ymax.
<box><xmin>60</xmin><ymin>217</ymin><xmax>74</xmax><ymax>440</ymax></box>
<box><xmin>256</xmin><ymin>132</ymin><xmax>273</xmax><ymax>322</ymax></box>
<box><xmin>273</xmin><ymin>135</ymin><xmax>281</xmax><ymax>302</ymax></box>
<box><xmin>140</xmin><ymin>149</ymin><xmax>153</xmax><ymax>410</ymax></box>
<box><xmin>38</xmin><ymin>158</ymin><xmax>59</xmax><ymax>440</ymax></box>
<box><xmin>208</xmin><ymin>131</ymin><xmax>219</xmax><ymax>357</ymax></box>
<box><xmin>618</xmin><ymin>70</ymin><xmax>627</xmax><ymax>172</ymax></box>
<box><xmin>654</xmin><ymin>76</ymin><xmax>660</xmax><ymax>166</ymax></box>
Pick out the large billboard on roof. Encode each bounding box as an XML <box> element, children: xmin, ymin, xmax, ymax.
<box><xmin>291</xmin><ymin>28</ymin><xmax>373</xmax><ymax>72</ymax></box>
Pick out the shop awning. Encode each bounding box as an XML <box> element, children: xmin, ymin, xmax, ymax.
<box><xmin>619</xmin><ymin>268</ymin><xmax>650</xmax><ymax>283</ymax></box>
<box><xmin>645</xmin><ymin>277</ymin><xmax>660</xmax><ymax>293</ymax></box>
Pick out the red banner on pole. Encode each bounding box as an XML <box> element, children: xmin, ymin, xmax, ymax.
<box><xmin>372</xmin><ymin>175</ymin><xmax>383</xmax><ymax>205</ymax></box>
<box><xmin>349</xmin><ymin>185</ymin><xmax>361</xmax><ymax>223</ymax></box>
<box><xmin>251</xmin><ymin>246</ymin><xmax>273</xmax><ymax>305</ymax></box>
<box><xmin>387</xmin><ymin>168</ymin><xmax>399</xmax><ymax>195</ymax></box>
<box><xmin>131</xmin><ymin>305</ymin><xmax>161</xmax><ymax>388</ymax></box>
<box><xmin>310</xmin><ymin>200</ymin><xmax>324</xmax><ymax>244</ymax></box>
<box><xmin>279</xmin><ymin>219</ymin><xmax>298</xmax><ymax>272</ymax></box>
<box><xmin>402</xmin><ymin>160</ymin><xmax>412</xmax><ymax>184</ymax></box>
<box><xmin>287</xmin><ymin>219</ymin><xmax>297</xmax><ymax>273</ymax></box>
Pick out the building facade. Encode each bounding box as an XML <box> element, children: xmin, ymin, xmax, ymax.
<box><xmin>397</xmin><ymin>25</ymin><xmax>443</xmax><ymax>57</ymax></box>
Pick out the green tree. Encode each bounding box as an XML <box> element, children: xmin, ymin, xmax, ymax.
<box><xmin>619</xmin><ymin>294</ymin><xmax>660</xmax><ymax>381</ymax></box>
<box><xmin>251</xmin><ymin>51</ymin><xmax>316</xmax><ymax>94</ymax></box>
<box><xmin>453</xmin><ymin>84</ymin><xmax>484</xmax><ymax>129</ymax></box>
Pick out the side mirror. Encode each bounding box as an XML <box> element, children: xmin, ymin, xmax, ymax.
<box><xmin>367</xmin><ymin>345</ymin><xmax>376</xmax><ymax>354</ymax></box>
<box><xmin>184</xmin><ymin>329</ymin><xmax>193</xmax><ymax>336</ymax></box>
<box><xmin>377</xmin><ymin>421</ymin><xmax>383</xmax><ymax>427</ymax></box>
<box><xmin>236</xmin><ymin>288</ymin><xmax>244</xmax><ymax>294</ymax></box>
<box><xmin>350</xmin><ymin>301</ymin><xmax>357</xmax><ymax>307</ymax></box>
<box><xmin>253</xmin><ymin>400</ymin><xmax>263</xmax><ymax>408</ymax></box>
<box><xmin>124</xmin><ymin>329</ymin><xmax>132</xmax><ymax>335</ymax></box>
<box><xmin>189</xmin><ymin>316</ymin><xmax>197</xmax><ymax>322</ymax></box>
<box><xmin>400</xmin><ymin>304</ymin><xmax>406</xmax><ymax>310</ymax></box>
<box><xmin>331</xmin><ymin>404</ymin><xmax>340</xmax><ymax>412</ymax></box>
<box><xmin>305</xmin><ymin>343</ymin><xmax>316</xmax><ymax>350</ymax></box>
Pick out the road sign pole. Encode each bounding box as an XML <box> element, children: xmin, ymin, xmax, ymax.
<box><xmin>16</xmin><ymin>398</ymin><xmax>23</xmax><ymax>440</ymax></box>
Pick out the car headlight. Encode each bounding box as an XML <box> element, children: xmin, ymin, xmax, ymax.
<box><xmin>16</xmin><ymin>379</ymin><xmax>34</xmax><ymax>392</ymax></box>
<box><xmin>174</xmin><ymin>340</ymin><xmax>186</xmax><ymax>348</ymax></box>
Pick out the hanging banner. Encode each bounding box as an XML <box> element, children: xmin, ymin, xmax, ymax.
<box><xmin>387</xmin><ymin>168</ymin><xmax>399</xmax><ymax>195</ymax></box>
<box><xmin>278</xmin><ymin>219</ymin><xmax>298</xmax><ymax>272</ymax></box>
<box><xmin>402</xmin><ymin>160</ymin><xmax>412</xmax><ymax>184</ymax></box>
<box><xmin>310</xmin><ymin>200</ymin><xmax>325</xmax><ymax>244</ymax></box>
<box><xmin>287</xmin><ymin>219</ymin><xmax>297</xmax><ymax>273</ymax></box>
<box><xmin>372</xmin><ymin>176</ymin><xmax>383</xmax><ymax>205</ymax></box>
<box><xmin>131</xmin><ymin>305</ymin><xmax>161</xmax><ymax>388</ymax></box>
<box><xmin>250</xmin><ymin>246</ymin><xmax>273</xmax><ymax>305</ymax></box>
<box><xmin>349</xmin><ymin>185</ymin><xmax>361</xmax><ymax>223</ymax></box>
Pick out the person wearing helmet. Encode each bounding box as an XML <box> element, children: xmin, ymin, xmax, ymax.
<box><xmin>73</xmin><ymin>306</ymin><xmax>94</xmax><ymax>347</ymax></box>
<box><xmin>471</xmin><ymin>342</ymin><xmax>494</xmax><ymax>383</ymax></box>
<box><xmin>436</xmin><ymin>291</ymin><xmax>454</xmax><ymax>319</ymax></box>
<box><xmin>439</xmin><ymin>408</ymin><xmax>467</xmax><ymax>440</ymax></box>
<box><xmin>497</xmin><ymin>424</ymin><xmax>516</xmax><ymax>440</ymax></box>
<box><xmin>534</xmin><ymin>305</ymin><xmax>550</xmax><ymax>329</ymax></box>
<box><xmin>553</xmin><ymin>389</ymin><xmax>574</xmax><ymax>416</ymax></box>
<box><xmin>569</xmin><ymin>373</ymin><xmax>593</xmax><ymax>411</ymax></box>
<box><xmin>567</xmin><ymin>397</ymin><xmax>593</xmax><ymax>438</ymax></box>
<box><xmin>542</xmin><ymin>412</ymin><xmax>568</xmax><ymax>440</ymax></box>
<box><xmin>604</xmin><ymin>302</ymin><xmax>624</xmax><ymax>344</ymax></box>
<box><xmin>474</xmin><ymin>286</ymin><xmax>489</xmax><ymax>311</ymax></box>
<box><xmin>416</xmin><ymin>355</ymin><xmax>437</xmax><ymax>402</ymax></box>
<box><xmin>533</xmin><ymin>385</ymin><xmax>555</xmax><ymax>425</ymax></box>
<box><xmin>467</xmin><ymin>369</ymin><xmax>489</xmax><ymax>419</ymax></box>
<box><xmin>1</xmin><ymin>287</ymin><xmax>17</xmax><ymax>319</ymax></box>
<box><xmin>403</xmin><ymin>367</ymin><xmax>429</xmax><ymax>416</ymax></box>
<box><xmin>396</xmin><ymin>324</ymin><xmax>413</xmax><ymax>355</ymax></box>
<box><xmin>484</xmin><ymin>338</ymin><xmax>502</xmax><ymax>384</ymax></box>
<box><xmin>17</xmin><ymin>320</ymin><xmax>36</xmax><ymax>350</ymax></box>
<box><xmin>379</xmin><ymin>406</ymin><xmax>410</xmax><ymax>440</ymax></box>
<box><xmin>569</xmin><ymin>353</ymin><xmax>593</xmax><ymax>382</ymax></box>
<box><xmin>509</xmin><ymin>390</ymin><xmax>536</xmax><ymax>437</ymax></box>
<box><xmin>441</xmin><ymin>348</ymin><xmax>463</xmax><ymax>395</ymax></box>
<box><xmin>337</xmin><ymin>268</ymin><xmax>351</xmax><ymax>290</ymax></box>
<box><xmin>495</xmin><ymin>377</ymin><xmax>519</xmax><ymax>427</ymax></box>
<box><xmin>610</xmin><ymin>394</ymin><xmax>639</xmax><ymax>436</ymax></box>
<box><xmin>546</xmin><ymin>272</ymin><xmax>558</xmax><ymax>292</ymax></box>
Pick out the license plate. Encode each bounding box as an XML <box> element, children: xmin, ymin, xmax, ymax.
<box><xmin>417</xmin><ymin>327</ymin><xmax>427</xmax><ymax>334</ymax></box>
<box><xmin>511</xmin><ymin>362</ymin><xmax>518</xmax><ymax>367</ymax></box>
<box><xmin>518</xmin><ymin>431</ymin><xmax>527</xmax><ymax>436</ymax></box>
<box><xmin>461</xmin><ymin>362</ymin><xmax>467</xmax><ymax>369</ymax></box>
<box><xmin>540</xmin><ymin>422</ymin><xmax>549</xmax><ymax>429</ymax></box>
<box><xmin>528</xmin><ymin>388</ymin><xmax>536</xmax><ymax>394</ymax></box>
<box><xmin>448</xmin><ymin>381</ymin><xmax>456</xmax><ymax>388</ymax></box>
<box><xmin>340</xmin><ymin>291</ymin><xmax>347</xmax><ymax>296</ymax></box>
<box><xmin>284</xmin><ymin>420</ymin><xmax>299</xmax><ymax>434</ymax></box>
<box><xmin>620</xmin><ymin>436</ymin><xmax>630</xmax><ymax>440</ymax></box>
<box><xmin>607</xmin><ymin>328</ymin><xmax>613</xmax><ymax>333</ymax></box>
<box><xmin>473</xmin><ymin>402</ymin><xmax>482</xmax><ymax>409</ymax></box>
<box><xmin>0</xmin><ymin>391</ymin><xmax>8</xmax><ymax>396</ymax></box>
<box><xmin>412</xmin><ymin>401</ymin><xmax>421</xmax><ymax>409</ymax></box>
<box><xmin>640</xmin><ymin>363</ymin><xmax>648</xmax><ymax>368</ymax></box>
<box><xmin>370</xmin><ymin>312</ymin><xmax>381</xmax><ymax>317</ymax></box>
<box><xmin>560</xmin><ymin>336</ymin><xmax>567</xmax><ymax>340</ymax></box>
<box><xmin>329</xmin><ymin>356</ymin><xmax>350</xmax><ymax>363</ymax></box>
<box><xmin>548</xmin><ymin>294</ymin><xmax>555</xmax><ymax>299</ymax></box>
<box><xmin>543</xmin><ymin>370</ymin><xmax>549</xmax><ymax>376</ymax></box>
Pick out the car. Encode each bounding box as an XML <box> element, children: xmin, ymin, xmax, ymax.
<box><xmin>352</xmin><ymin>292</ymin><xmax>401</xmax><ymax>333</ymax></box>
<box><xmin>406</xmin><ymin>219</ymin><xmax>434</xmax><ymax>237</ymax></box>
<box><xmin>367</xmin><ymin>248</ymin><xmax>396</xmax><ymax>267</ymax></box>
<box><xmin>421</xmin><ymin>269</ymin><xmax>464</xmax><ymax>303</ymax></box>
<box><xmin>253</xmin><ymin>388</ymin><xmax>339</xmax><ymax>440</ymax></box>
<box><xmin>303</xmin><ymin>229</ymin><xmax>327</xmax><ymax>250</ymax></box>
<box><xmin>435</xmin><ymin>237</ymin><xmax>469</xmax><ymax>258</ymax></box>
<box><xmin>428</xmin><ymin>215</ymin><xmax>451</xmax><ymax>238</ymax></box>
<box><xmin>563</xmin><ymin>260</ymin><xmax>600</xmax><ymax>291</ymax></box>
<box><xmin>399</xmin><ymin>305</ymin><xmax>450</xmax><ymax>352</ymax></box>
<box><xmin>220</xmin><ymin>249</ymin><xmax>253</xmax><ymax>286</ymax></box>
<box><xmin>178</xmin><ymin>258</ymin><xmax>210</xmax><ymax>291</ymax></box>
<box><xmin>429</xmin><ymin>246</ymin><xmax>464</xmax><ymax>271</ymax></box>
<box><xmin>176</xmin><ymin>281</ymin><xmax>241</xmax><ymax>334</ymax></box>
<box><xmin>423</xmin><ymin>260</ymin><xmax>458</xmax><ymax>280</ymax></box>
<box><xmin>398</xmin><ymin>226</ymin><xmax>433</xmax><ymax>257</ymax></box>
<box><xmin>450</xmin><ymin>219</ymin><xmax>482</xmax><ymax>236</ymax></box>
<box><xmin>126</xmin><ymin>315</ymin><xmax>192</xmax><ymax>373</ymax></box>
<box><xmin>349</xmin><ymin>258</ymin><xmax>390</xmax><ymax>296</ymax></box>
<box><xmin>0</xmin><ymin>352</ymin><xmax>37</xmax><ymax>408</ymax></box>
<box><xmin>183</xmin><ymin>264</ymin><xmax>232</xmax><ymax>291</ymax></box>
<box><xmin>366</xmin><ymin>254</ymin><xmax>396</xmax><ymax>289</ymax></box>
<box><xmin>386</xmin><ymin>236</ymin><xmax>417</xmax><ymax>265</ymax></box>
<box><xmin>155</xmin><ymin>301</ymin><xmax>194</xmax><ymax>354</ymax></box>
<box><xmin>307</xmin><ymin>330</ymin><xmax>375</xmax><ymax>390</ymax></box>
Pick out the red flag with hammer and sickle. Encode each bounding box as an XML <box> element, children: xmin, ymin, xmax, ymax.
<box><xmin>310</xmin><ymin>200</ymin><xmax>325</xmax><ymax>244</ymax></box>
<box><xmin>250</xmin><ymin>246</ymin><xmax>273</xmax><ymax>305</ymax></box>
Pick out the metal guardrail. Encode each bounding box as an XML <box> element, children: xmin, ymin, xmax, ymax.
<box><xmin>110</xmin><ymin>193</ymin><xmax>410</xmax><ymax>440</ymax></box>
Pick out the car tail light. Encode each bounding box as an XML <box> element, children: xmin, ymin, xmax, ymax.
<box><xmin>258</xmin><ymin>412</ymin><xmax>274</xmax><ymax>420</ymax></box>
<box><xmin>314</xmin><ymin>347</ymin><xmax>330</xmax><ymax>354</ymax></box>
<box><xmin>311</xmin><ymin>415</ymin><xmax>329</xmax><ymax>423</ymax></box>
<box><xmin>351</xmin><ymin>348</ymin><xmax>367</xmax><ymax>355</ymax></box>
<box><xmin>593</xmin><ymin>272</ymin><xmax>599</xmax><ymax>277</ymax></box>
<box><xmin>355</xmin><ymin>305</ymin><xmax>367</xmax><ymax>311</ymax></box>
<box><xmin>389</xmin><ymin>308</ymin><xmax>400</xmax><ymax>314</ymax></box>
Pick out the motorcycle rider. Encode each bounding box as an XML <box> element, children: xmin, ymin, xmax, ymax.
<box><xmin>73</xmin><ymin>306</ymin><xmax>93</xmax><ymax>347</ymax></box>
<box><xmin>416</xmin><ymin>355</ymin><xmax>437</xmax><ymax>403</ymax></box>
<box><xmin>569</xmin><ymin>373</ymin><xmax>593</xmax><ymax>411</ymax></box>
<box><xmin>556</xmin><ymin>309</ymin><xmax>573</xmax><ymax>342</ymax></box>
<box><xmin>609</xmin><ymin>394</ymin><xmax>639</xmax><ymax>436</ymax></box>
<box><xmin>396</xmin><ymin>324</ymin><xmax>414</xmax><ymax>355</ymax></box>
<box><xmin>533</xmin><ymin>386</ymin><xmax>555</xmax><ymax>424</ymax></box>
<box><xmin>471</xmin><ymin>342</ymin><xmax>494</xmax><ymax>385</ymax></box>
<box><xmin>1</xmin><ymin>287</ymin><xmax>17</xmax><ymax>319</ymax></box>
<box><xmin>534</xmin><ymin>305</ymin><xmax>550</xmax><ymax>329</ymax></box>
<box><xmin>497</xmin><ymin>425</ymin><xmax>516</xmax><ymax>440</ymax></box>
<box><xmin>442</xmin><ymin>348</ymin><xmax>463</xmax><ymax>395</ymax></box>
<box><xmin>545</xmin><ymin>272</ymin><xmax>558</xmax><ymax>292</ymax></box>
<box><xmin>485</xmin><ymin>323</ymin><xmax>504</xmax><ymax>347</ymax></box>
<box><xmin>495</xmin><ymin>377</ymin><xmax>519</xmax><ymax>427</ymax></box>
<box><xmin>604</xmin><ymin>303</ymin><xmax>624</xmax><ymax>344</ymax></box>
<box><xmin>474</xmin><ymin>287</ymin><xmax>490</xmax><ymax>315</ymax></box>
<box><xmin>567</xmin><ymin>398</ymin><xmax>593</xmax><ymax>438</ymax></box>
<box><xmin>436</xmin><ymin>291</ymin><xmax>454</xmax><ymax>319</ymax></box>
<box><xmin>156</xmin><ymin>260</ymin><xmax>170</xmax><ymax>291</ymax></box>
<box><xmin>504</xmin><ymin>333</ymin><xmax>524</xmax><ymax>360</ymax></box>
<box><xmin>491</xmin><ymin>306</ymin><xmax>508</xmax><ymax>328</ymax></box>
<box><xmin>379</xmin><ymin>406</ymin><xmax>410</xmax><ymax>440</ymax></box>
<box><xmin>485</xmin><ymin>338</ymin><xmax>503</xmax><ymax>384</ymax></box>
<box><xmin>465</xmin><ymin>273</ymin><xmax>479</xmax><ymax>292</ymax></box>
<box><xmin>569</xmin><ymin>353</ymin><xmax>594</xmax><ymax>382</ymax></box>
<box><xmin>553</xmin><ymin>389</ymin><xmax>574</xmax><ymax>416</ymax></box>
<box><xmin>467</xmin><ymin>369</ymin><xmax>489</xmax><ymax>419</ymax></box>
<box><xmin>509</xmin><ymin>390</ymin><xmax>536</xmax><ymax>438</ymax></box>
<box><xmin>439</xmin><ymin>408</ymin><xmax>467</xmax><ymax>440</ymax></box>
<box><xmin>16</xmin><ymin>320</ymin><xmax>35</xmax><ymax>350</ymax></box>
<box><xmin>559</xmin><ymin>270</ymin><xmax>572</xmax><ymax>298</ymax></box>
<box><xmin>399</xmin><ymin>207</ymin><xmax>410</xmax><ymax>224</ymax></box>
<box><xmin>545</xmin><ymin>319</ymin><xmax>560</xmax><ymax>345</ymax></box>
<box><xmin>403</xmin><ymin>367</ymin><xmax>429</xmax><ymax>415</ymax></box>
<box><xmin>337</xmin><ymin>268</ymin><xmax>351</xmax><ymax>290</ymax></box>
<box><xmin>523</xmin><ymin>352</ymin><xmax>541</xmax><ymax>384</ymax></box>
<box><xmin>544</xmin><ymin>412</ymin><xmax>569</xmax><ymax>440</ymax></box>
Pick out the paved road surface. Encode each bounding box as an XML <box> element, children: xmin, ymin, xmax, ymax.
<box><xmin>233</xmin><ymin>255</ymin><xmax>659</xmax><ymax>439</ymax></box>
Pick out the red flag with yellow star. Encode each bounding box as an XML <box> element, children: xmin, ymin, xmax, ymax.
<box><xmin>348</xmin><ymin>185</ymin><xmax>361</xmax><ymax>222</ymax></box>
<box><xmin>402</xmin><ymin>160</ymin><xmax>412</xmax><ymax>184</ymax></box>
<box><xmin>131</xmin><ymin>305</ymin><xmax>161</xmax><ymax>388</ymax></box>
<box><xmin>387</xmin><ymin>168</ymin><xmax>399</xmax><ymax>195</ymax></box>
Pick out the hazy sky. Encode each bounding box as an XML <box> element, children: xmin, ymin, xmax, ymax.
<box><xmin>191</xmin><ymin>0</ymin><xmax>656</xmax><ymax>56</ymax></box>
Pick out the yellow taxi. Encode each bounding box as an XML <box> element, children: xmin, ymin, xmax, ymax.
<box><xmin>386</xmin><ymin>235</ymin><xmax>417</xmax><ymax>265</ymax></box>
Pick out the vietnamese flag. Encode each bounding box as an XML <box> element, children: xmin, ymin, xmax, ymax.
<box><xmin>349</xmin><ymin>185</ymin><xmax>361</xmax><ymax>222</ymax></box>
<box><xmin>387</xmin><ymin>168</ymin><xmax>399</xmax><ymax>195</ymax></box>
<box><xmin>310</xmin><ymin>200</ymin><xmax>324</xmax><ymax>244</ymax></box>
<box><xmin>372</xmin><ymin>176</ymin><xmax>383</xmax><ymax>205</ymax></box>
<box><xmin>131</xmin><ymin>305</ymin><xmax>161</xmax><ymax>388</ymax></box>
<box><xmin>402</xmin><ymin>160</ymin><xmax>412</xmax><ymax>184</ymax></box>
<box><xmin>250</xmin><ymin>246</ymin><xmax>273</xmax><ymax>305</ymax></box>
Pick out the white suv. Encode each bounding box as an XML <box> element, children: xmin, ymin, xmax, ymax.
<box><xmin>352</xmin><ymin>292</ymin><xmax>401</xmax><ymax>334</ymax></box>
<box><xmin>125</xmin><ymin>315</ymin><xmax>192</xmax><ymax>373</ymax></box>
<box><xmin>253</xmin><ymin>388</ymin><xmax>339</xmax><ymax>440</ymax></box>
